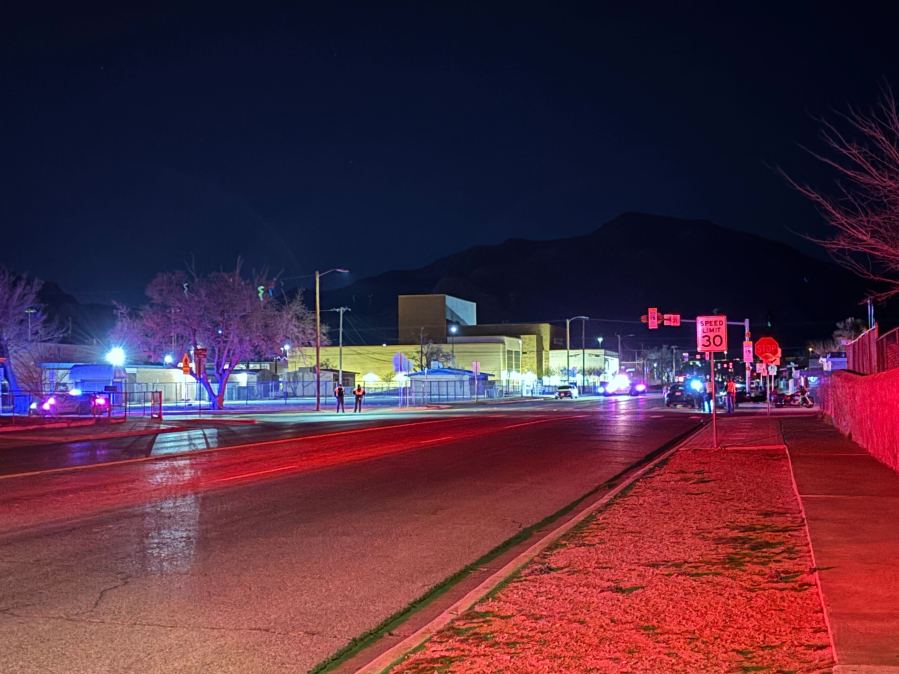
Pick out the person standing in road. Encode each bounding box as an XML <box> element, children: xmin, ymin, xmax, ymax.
<box><xmin>334</xmin><ymin>384</ymin><xmax>345</xmax><ymax>413</ymax></box>
<box><xmin>725</xmin><ymin>378</ymin><xmax>737</xmax><ymax>414</ymax></box>
<box><xmin>353</xmin><ymin>385</ymin><xmax>366</xmax><ymax>413</ymax></box>
<box><xmin>705</xmin><ymin>378</ymin><xmax>714</xmax><ymax>413</ymax></box>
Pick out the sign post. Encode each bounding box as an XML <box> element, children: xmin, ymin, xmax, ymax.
<box><xmin>754</xmin><ymin>338</ymin><xmax>781</xmax><ymax>417</ymax></box>
<box><xmin>696</xmin><ymin>315</ymin><xmax>728</xmax><ymax>448</ymax></box>
<box><xmin>472</xmin><ymin>361</ymin><xmax>481</xmax><ymax>403</ymax></box>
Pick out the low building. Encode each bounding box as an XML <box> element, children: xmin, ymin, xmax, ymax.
<box><xmin>548</xmin><ymin>348</ymin><xmax>619</xmax><ymax>382</ymax></box>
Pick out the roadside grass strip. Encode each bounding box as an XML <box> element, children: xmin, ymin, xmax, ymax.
<box><xmin>386</xmin><ymin>448</ymin><xmax>833</xmax><ymax>673</ymax></box>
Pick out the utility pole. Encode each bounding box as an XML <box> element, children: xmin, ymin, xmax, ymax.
<box><xmin>419</xmin><ymin>326</ymin><xmax>425</xmax><ymax>371</ymax></box>
<box><xmin>315</xmin><ymin>271</ymin><xmax>321</xmax><ymax>411</ymax></box>
<box><xmin>325</xmin><ymin>307</ymin><xmax>351</xmax><ymax>386</ymax></box>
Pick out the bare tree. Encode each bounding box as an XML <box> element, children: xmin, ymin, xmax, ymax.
<box><xmin>419</xmin><ymin>342</ymin><xmax>452</xmax><ymax>370</ymax></box>
<box><xmin>784</xmin><ymin>89</ymin><xmax>899</xmax><ymax>300</ymax></box>
<box><xmin>0</xmin><ymin>268</ymin><xmax>64</xmax><ymax>410</ymax></box>
<box><xmin>807</xmin><ymin>316</ymin><xmax>867</xmax><ymax>354</ymax></box>
<box><xmin>115</xmin><ymin>262</ymin><xmax>318</xmax><ymax>409</ymax></box>
<box><xmin>833</xmin><ymin>316</ymin><xmax>867</xmax><ymax>343</ymax></box>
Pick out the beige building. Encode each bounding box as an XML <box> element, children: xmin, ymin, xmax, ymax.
<box><xmin>286</xmin><ymin>293</ymin><xmax>617</xmax><ymax>387</ymax></box>
<box><xmin>289</xmin><ymin>335</ymin><xmax>523</xmax><ymax>385</ymax></box>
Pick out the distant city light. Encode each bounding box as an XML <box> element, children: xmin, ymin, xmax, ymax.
<box><xmin>106</xmin><ymin>347</ymin><xmax>126</xmax><ymax>367</ymax></box>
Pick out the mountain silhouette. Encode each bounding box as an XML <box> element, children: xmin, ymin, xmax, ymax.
<box><xmin>318</xmin><ymin>212</ymin><xmax>890</xmax><ymax>350</ymax></box>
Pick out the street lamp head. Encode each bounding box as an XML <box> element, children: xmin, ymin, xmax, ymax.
<box><xmin>318</xmin><ymin>267</ymin><xmax>351</xmax><ymax>279</ymax></box>
<box><xmin>163</xmin><ymin>354</ymin><xmax>174</xmax><ymax>365</ymax></box>
<box><xmin>283</xmin><ymin>343</ymin><xmax>291</xmax><ymax>351</ymax></box>
<box><xmin>597</xmin><ymin>336</ymin><xmax>604</xmax><ymax>345</ymax></box>
<box><xmin>106</xmin><ymin>347</ymin><xmax>126</xmax><ymax>367</ymax></box>
<box><xmin>449</xmin><ymin>325</ymin><xmax>458</xmax><ymax>334</ymax></box>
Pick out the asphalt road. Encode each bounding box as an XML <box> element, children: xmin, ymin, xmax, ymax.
<box><xmin>0</xmin><ymin>396</ymin><xmax>700</xmax><ymax>673</ymax></box>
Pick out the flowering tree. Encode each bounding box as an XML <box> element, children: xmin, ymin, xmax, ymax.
<box><xmin>785</xmin><ymin>90</ymin><xmax>899</xmax><ymax>300</ymax></box>
<box><xmin>117</xmin><ymin>262</ymin><xmax>317</xmax><ymax>409</ymax></box>
<box><xmin>0</xmin><ymin>268</ymin><xmax>62</xmax><ymax>411</ymax></box>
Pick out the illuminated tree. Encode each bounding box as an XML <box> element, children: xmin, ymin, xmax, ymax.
<box><xmin>785</xmin><ymin>89</ymin><xmax>899</xmax><ymax>300</ymax></box>
<box><xmin>116</xmin><ymin>261</ymin><xmax>318</xmax><ymax>409</ymax></box>
<box><xmin>0</xmin><ymin>268</ymin><xmax>63</xmax><ymax>410</ymax></box>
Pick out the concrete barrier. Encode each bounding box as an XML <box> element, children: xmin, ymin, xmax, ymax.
<box><xmin>820</xmin><ymin>368</ymin><xmax>899</xmax><ymax>472</ymax></box>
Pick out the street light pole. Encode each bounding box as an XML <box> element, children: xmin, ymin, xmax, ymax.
<box><xmin>25</xmin><ymin>307</ymin><xmax>37</xmax><ymax>341</ymax></box>
<box><xmin>581</xmin><ymin>320</ymin><xmax>586</xmax><ymax>389</ymax></box>
<box><xmin>449</xmin><ymin>324</ymin><xmax>458</xmax><ymax>366</ymax></box>
<box><xmin>314</xmin><ymin>268</ymin><xmax>349</xmax><ymax>412</ymax></box>
<box><xmin>565</xmin><ymin>316</ymin><xmax>589</xmax><ymax>384</ymax></box>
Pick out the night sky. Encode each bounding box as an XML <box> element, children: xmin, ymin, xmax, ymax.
<box><xmin>4</xmin><ymin>2</ymin><xmax>899</xmax><ymax>304</ymax></box>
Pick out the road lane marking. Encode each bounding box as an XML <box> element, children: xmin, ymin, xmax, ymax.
<box><xmin>0</xmin><ymin>416</ymin><xmax>517</xmax><ymax>481</ymax></box>
<box><xmin>208</xmin><ymin>418</ymin><xmax>591</xmax><ymax>485</ymax></box>
<box><xmin>501</xmin><ymin>414</ymin><xmax>587</xmax><ymax>429</ymax></box>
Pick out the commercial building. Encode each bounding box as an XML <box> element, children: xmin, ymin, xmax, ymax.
<box><xmin>293</xmin><ymin>293</ymin><xmax>618</xmax><ymax>388</ymax></box>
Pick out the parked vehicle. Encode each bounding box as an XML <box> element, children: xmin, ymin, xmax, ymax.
<box><xmin>29</xmin><ymin>391</ymin><xmax>109</xmax><ymax>416</ymax></box>
<box><xmin>664</xmin><ymin>383</ymin><xmax>696</xmax><ymax>407</ymax></box>
<box><xmin>555</xmin><ymin>384</ymin><xmax>579</xmax><ymax>399</ymax></box>
<box><xmin>773</xmin><ymin>391</ymin><xmax>814</xmax><ymax>408</ymax></box>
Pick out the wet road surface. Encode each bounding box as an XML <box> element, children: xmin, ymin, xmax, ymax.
<box><xmin>0</xmin><ymin>397</ymin><xmax>701</xmax><ymax>672</ymax></box>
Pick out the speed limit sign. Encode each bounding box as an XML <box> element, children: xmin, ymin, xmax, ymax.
<box><xmin>696</xmin><ymin>315</ymin><xmax>728</xmax><ymax>353</ymax></box>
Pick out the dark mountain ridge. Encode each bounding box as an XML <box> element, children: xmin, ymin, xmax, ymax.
<box><xmin>320</xmin><ymin>212</ymin><xmax>890</xmax><ymax>348</ymax></box>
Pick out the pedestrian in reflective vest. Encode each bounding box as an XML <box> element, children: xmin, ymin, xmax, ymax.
<box><xmin>353</xmin><ymin>385</ymin><xmax>366</xmax><ymax>413</ymax></box>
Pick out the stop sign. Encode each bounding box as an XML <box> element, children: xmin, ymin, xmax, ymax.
<box><xmin>754</xmin><ymin>337</ymin><xmax>781</xmax><ymax>364</ymax></box>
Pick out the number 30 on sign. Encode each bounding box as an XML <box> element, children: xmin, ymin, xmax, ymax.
<box><xmin>696</xmin><ymin>315</ymin><xmax>728</xmax><ymax>353</ymax></box>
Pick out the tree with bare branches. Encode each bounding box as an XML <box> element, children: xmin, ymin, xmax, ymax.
<box><xmin>115</xmin><ymin>262</ymin><xmax>318</xmax><ymax>409</ymax></box>
<box><xmin>785</xmin><ymin>89</ymin><xmax>899</xmax><ymax>300</ymax></box>
<box><xmin>0</xmin><ymin>268</ymin><xmax>63</xmax><ymax>412</ymax></box>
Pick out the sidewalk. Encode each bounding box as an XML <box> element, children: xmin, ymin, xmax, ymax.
<box><xmin>782</xmin><ymin>416</ymin><xmax>899</xmax><ymax>672</ymax></box>
<box><xmin>372</xmin><ymin>415</ymin><xmax>899</xmax><ymax>673</ymax></box>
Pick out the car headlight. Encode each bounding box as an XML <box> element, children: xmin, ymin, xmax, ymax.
<box><xmin>29</xmin><ymin>402</ymin><xmax>38</xmax><ymax>410</ymax></box>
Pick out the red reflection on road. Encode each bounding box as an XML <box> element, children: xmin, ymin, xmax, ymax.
<box><xmin>0</xmin><ymin>414</ymin><xmax>586</xmax><ymax>532</ymax></box>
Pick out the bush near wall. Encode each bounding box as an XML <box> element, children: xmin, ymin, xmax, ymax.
<box><xmin>820</xmin><ymin>368</ymin><xmax>899</xmax><ymax>472</ymax></box>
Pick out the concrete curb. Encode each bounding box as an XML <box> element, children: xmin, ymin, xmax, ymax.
<box><xmin>352</xmin><ymin>422</ymin><xmax>706</xmax><ymax>674</ymax></box>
